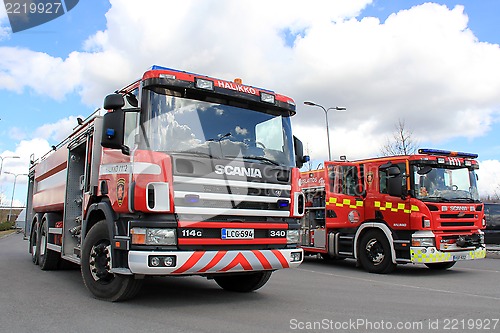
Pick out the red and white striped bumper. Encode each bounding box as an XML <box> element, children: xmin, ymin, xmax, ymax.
<box><xmin>128</xmin><ymin>248</ymin><xmax>303</xmax><ymax>275</ymax></box>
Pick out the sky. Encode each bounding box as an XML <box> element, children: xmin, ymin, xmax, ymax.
<box><xmin>0</xmin><ymin>0</ymin><xmax>499</xmax><ymax>207</ymax></box>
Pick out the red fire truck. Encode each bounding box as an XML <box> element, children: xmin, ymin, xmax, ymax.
<box><xmin>299</xmin><ymin>149</ymin><xmax>486</xmax><ymax>273</ymax></box>
<box><xmin>26</xmin><ymin>65</ymin><xmax>307</xmax><ymax>301</ymax></box>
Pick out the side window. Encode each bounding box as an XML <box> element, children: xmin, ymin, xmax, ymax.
<box><xmin>124</xmin><ymin>88</ymin><xmax>140</xmax><ymax>149</ymax></box>
<box><xmin>379</xmin><ymin>162</ymin><xmax>406</xmax><ymax>195</ymax></box>
<box><xmin>379</xmin><ymin>170</ymin><xmax>388</xmax><ymax>194</ymax></box>
<box><xmin>329</xmin><ymin>165</ymin><xmax>358</xmax><ymax>196</ymax></box>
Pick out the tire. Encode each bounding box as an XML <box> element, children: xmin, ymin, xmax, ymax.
<box><xmin>425</xmin><ymin>262</ymin><xmax>456</xmax><ymax>270</ymax></box>
<box><xmin>39</xmin><ymin>214</ymin><xmax>61</xmax><ymax>271</ymax></box>
<box><xmin>214</xmin><ymin>271</ymin><xmax>272</xmax><ymax>292</ymax></box>
<box><xmin>29</xmin><ymin>220</ymin><xmax>39</xmax><ymax>265</ymax></box>
<box><xmin>358</xmin><ymin>230</ymin><xmax>396</xmax><ymax>274</ymax></box>
<box><xmin>81</xmin><ymin>220</ymin><xmax>143</xmax><ymax>301</ymax></box>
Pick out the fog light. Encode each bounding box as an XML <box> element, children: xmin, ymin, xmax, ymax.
<box><xmin>148</xmin><ymin>255</ymin><xmax>177</xmax><ymax>267</ymax></box>
<box><xmin>150</xmin><ymin>257</ymin><xmax>160</xmax><ymax>267</ymax></box>
<box><xmin>291</xmin><ymin>251</ymin><xmax>302</xmax><ymax>262</ymax></box>
<box><xmin>163</xmin><ymin>257</ymin><xmax>174</xmax><ymax>267</ymax></box>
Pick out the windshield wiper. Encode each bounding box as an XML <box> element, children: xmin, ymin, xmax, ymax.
<box><xmin>449</xmin><ymin>197</ymin><xmax>476</xmax><ymax>203</ymax></box>
<box><xmin>176</xmin><ymin>151</ymin><xmax>215</xmax><ymax>159</ymax></box>
<box><xmin>423</xmin><ymin>196</ymin><xmax>450</xmax><ymax>202</ymax></box>
<box><xmin>229</xmin><ymin>155</ymin><xmax>280</xmax><ymax>166</ymax></box>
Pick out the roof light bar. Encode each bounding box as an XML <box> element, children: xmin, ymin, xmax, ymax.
<box><xmin>195</xmin><ymin>78</ymin><xmax>214</xmax><ymax>91</ymax></box>
<box><xmin>260</xmin><ymin>92</ymin><xmax>275</xmax><ymax>104</ymax></box>
<box><xmin>418</xmin><ymin>148</ymin><xmax>478</xmax><ymax>159</ymax></box>
<box><xmin>159</xmin><ymin>73</ymin><xmax>176</xmax><ymax>80</ymax></box>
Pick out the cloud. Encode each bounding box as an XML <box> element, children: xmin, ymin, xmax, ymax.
<box><xmin>2</xmin><ymin>2</ymin><xmax>500</xmax><ymax>146</ymax></box>
<box><xmin>0</xmin><ymin>3</ymin><xmax>10</xmax><ymax>41</ymax></box>
<box><xmin>0</xmin><ymin>47</ymin><xmax>82</xmax><ymax>99</ymax></box>
<box><xmin>1</xmin><ymin>116</ymin><xmax>80</xmax><ymax>185</ymax></box>
<box><xmin>33</xmin><ymin>115</ymin><xmax>83</xmax><ymax>143</ymax></box>
<box><xmin>477</xmin><ymin>160</ymin><xmax>500</xmax><ymax>197</ymax></box>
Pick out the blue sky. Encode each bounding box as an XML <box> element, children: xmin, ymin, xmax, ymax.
<box><xmin>1</xmin><ymin>0</ymin><xmax>499</xmax><ymax>206</ymax></box>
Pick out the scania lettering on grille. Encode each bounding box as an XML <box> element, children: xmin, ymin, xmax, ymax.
<box><xmin>214</xmin><ymin>165</ymin><xmax>262</xmax><ymax>178</ymax></box>
<box><xmin>444</xmin><ymin>206</ymin><xmax>468</xmax><ymax>211</ymax></box>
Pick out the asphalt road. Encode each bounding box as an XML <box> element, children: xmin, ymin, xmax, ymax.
<box><xmin>1</xmin><ymin>232</ymin><xmax>499</xmax><ymax>333</ymax></box>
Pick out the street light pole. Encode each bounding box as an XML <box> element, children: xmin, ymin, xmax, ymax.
<box><xmin>0</xmin><ymin>155</ymin><xmax>20</xmax><ymax>182</ymax></box>
<box><xmin>4</xmin><ymin>172</ymin><xmax>28</xmax><ymax>222</ymax></box>
<box><xmin>304</xmin><ymin>101</ymin><xmax>346</xmax><ymax>161</ymax></box>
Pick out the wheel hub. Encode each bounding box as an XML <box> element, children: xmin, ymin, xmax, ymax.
<box><xmin>89</xmin><ymin>243</ymin><xmax>113</xmax><ymax>282</ymax></box>
<box><xmin>365</xmin><ymin>238</ymin><xmax>385</xmax><ymax>265</ymax></box>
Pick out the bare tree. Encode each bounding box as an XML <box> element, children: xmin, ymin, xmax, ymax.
<box><xmin>493</xmin><ymin>184</ymin><xmax>500</xmax><ymax>203</ymax></box>
<box><xmin>380</xmin><ymin>119</ymin><xmax>419</xmax><ymax>156</ymax></box>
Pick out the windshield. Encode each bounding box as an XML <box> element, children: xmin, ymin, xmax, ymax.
<box><xmin>412</xmin><ymin>165</ymin><xmax>480</xmax><ymax>202</ymax></box>
<box><xmin>140</xmin><ymin>88</ymin><xmax>295</xmax><ymax>167</ymax></box>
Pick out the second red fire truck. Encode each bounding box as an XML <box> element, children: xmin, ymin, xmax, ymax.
<box><xmin>26</xmin><ymin>66</ymin><xmax>308</xmax><ymax>301</ymax></box>
<box><xmin>299</xmin><ymin>149</ymin><xmax>486</xmax><ymax>273</ymax></box>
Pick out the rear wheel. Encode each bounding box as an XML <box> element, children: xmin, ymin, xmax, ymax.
<box><xmin>214</xmin><ymin>271</ymin><xmax>272</xmax><ymax>292</ymax></box>
<box><xmin>358</xmin><ymin>230</ymin><xmax>396</xmax><ymax>274</ymax></box>
<box><xmin>425</xmin><ymin>262</ymin><xmax>456</xmax><ymax>270</ymax></box>
<box><xmin>29</xmin><ymin>221</ymin><xmax>39</xmax><ymax>265</ymax></box>
<box><xmin>39</xmin><ymin>214</ymin><xmax>61</xmax><ymax>270</ymax></box>
<box><xmin>81</xmin><ymin>220</ymin><xmax>143</xmax><ymax>301</ymax></box>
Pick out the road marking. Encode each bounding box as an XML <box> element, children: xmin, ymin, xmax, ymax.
<box><xmin>297</xmin><ymin>267</ymin><xmax>500</xmax><ymax>301</ymax></box>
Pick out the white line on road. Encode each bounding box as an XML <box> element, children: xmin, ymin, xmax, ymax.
<box><xmin>297</xmin><ymin>267</ymin><xmax>500</xmax><ymax>301</ymax></box>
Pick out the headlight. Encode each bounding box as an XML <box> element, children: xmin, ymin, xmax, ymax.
<box><xmin>287</xmin><ymin>230</ymin><xmax>300</xmax><ymax>244</ymax></box>
<box><xmin>131</xmin><ymin>227</ymin><xmax>177</xmax><ymax>245</ymax></box>
<box><xmin>412</xmin><ymin>237</ymin><xmax>435</xmax><ymax>247</ymax></box>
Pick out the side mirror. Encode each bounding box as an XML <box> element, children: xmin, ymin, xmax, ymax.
<box><xmin>101</xmin><ymin>109</ymin><xmax>128</xmax><ymax>154</ymax></box>
<box><xmin>387</xmin><ymin>166</ymin><xmax>401</xmax><ymax>178</ymax></box>
<box><xmin>293</xmin><ymin>136</ymin><xmax>309</xmax><ymax>168</ymax></box>
<box><xmin>387</xmin><ymin>176</ymin><xmax>403</xmax><ymax>197</ymax></box>
<box><xmin>103</xmin><ymin>93</ymin><xmax>125</xmax><ymax>110</ymax></box>
<box><xmin>417</xmin><ymin>165</ymin><xmax>432</xmax><ymax>175</ymax></box>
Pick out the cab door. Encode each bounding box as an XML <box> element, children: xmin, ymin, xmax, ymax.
<box><xmin>324</xmin><ymin>162</ymin><xmax>365</xmax><ymax>229</ymax></box>
<box><xmin>365</xmin><ymin>162</ymin><xmax>411</xmax><ymax>230</ymax></box>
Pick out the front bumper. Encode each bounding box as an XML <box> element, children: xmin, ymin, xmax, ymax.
<box><xmin>128</xmin><ymin>248</ymin><xmax>303</xmax><ymax>275</ymax></box>
<box><xmin>410</xmin><ymin>246</ymin><xmax>486</xmax><ymax>264</ymax></box>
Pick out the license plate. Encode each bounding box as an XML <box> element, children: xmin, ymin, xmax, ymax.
<box><xmin>221</xmin><ymin>228</ymin><xmax>254</xmax><ymax>240</ymax></box>
<box><xmin>453</xmin><ymin>254</ymin><xmax>469</xmax><ymax>261</ymax></box>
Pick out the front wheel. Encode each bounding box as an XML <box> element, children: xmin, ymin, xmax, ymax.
<box><xmin>358</xmin><ymin>230</ymin><xmax>396</xmax><ymax>274</ymax></box>
<box><xmin>81</xmin><ymin>220</ymin><xmax>143</xmax><ymax>301</ymax></box>
<box><xmin>425</xmin><ymin>262</ymin><xmax>456</xmax><ymax>270</ymax></box>
<box><xmin>214</xmin><ymin>271</ymin><xmax>272</xmax><ymax>292</ymax></box>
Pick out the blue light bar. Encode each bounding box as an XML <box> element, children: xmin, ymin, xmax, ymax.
<box><xmin>277</xmin><ymin>199</ymin><xmax>290</xmax><ymax>208</ymax></box>
<box><xmin>418</xmin><ymin>148</ymin><xmax>478</xmax><ymax>159</ymax></box>
<box><xmin>184</xmin><ymin>194</ymin><xmax>200</xmax><ymax>204</ymax></box>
